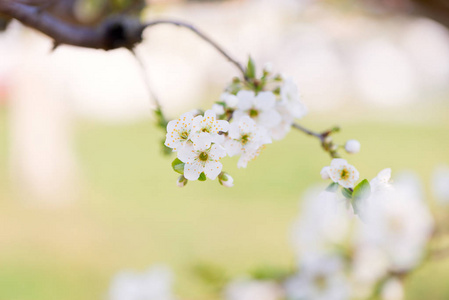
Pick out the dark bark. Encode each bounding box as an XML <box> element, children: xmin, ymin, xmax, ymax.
<box><xmin>0</xmin><ymin>0</ymin><xmax>144</xmax><ymax>50</ymax></box>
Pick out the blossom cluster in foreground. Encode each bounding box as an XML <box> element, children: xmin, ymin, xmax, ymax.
<box><xmin>164</xmin><ymin>61</ymin><xmax>361</xmax><ymax>187</ymax></box>
<box><xmin>165</xmin><ymin>63</ymin><xmax>308</xmax><ymax>186</ymax></box>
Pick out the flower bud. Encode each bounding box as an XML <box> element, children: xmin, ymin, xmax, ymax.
<box><xmin>218</xmin><ymin>172</ymin><xmax>234</xmax><ymax>187</ymax></box>
<box><xmin>345</xmin><ymin>140</ymin><xmax>361</xmax><ymax>154</ymax></box>
<box><xmin>177</xmin><ymin>175</ymin><xmax>188</xmax><ymax>187</ymax></box>
<box><xmin>263</xmin><ymin>62</ymin><xmax>273</xmax><ymax>74</ymax></box>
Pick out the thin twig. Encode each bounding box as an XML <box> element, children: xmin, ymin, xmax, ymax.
<box><xmin>143</xmin><ymin>19</ymin><xmax>246</xmax><ymax>78</ymax></box>
<box><xmin>131</xmin><ymin>49</ymin><xmax>163</xmax><ymax>111</ymax></box>
<box><xmin>292</xmin><ymin>122</ymin><xmax>324</xmax><ymax>141</ymax></box>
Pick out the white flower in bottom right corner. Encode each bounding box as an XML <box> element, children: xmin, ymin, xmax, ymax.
<box><xmin>285</xmin><ymin>254</ymin><xmax>349</xmax><ymax>300</ymax></box>
<box><xmin>356</xmin><ymin>179</ymin><xmax>434</xmax><ymax>272</ymax></box>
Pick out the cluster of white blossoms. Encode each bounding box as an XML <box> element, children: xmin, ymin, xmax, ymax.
<box><xmin>219</xmin><ymin>160</ymin><xmax>436</xmax><ymax>300</ymax></box>
<box><xmin>286</xmin><ymin>161</ymin><xmax>434</xmax><ymax>300</ymax></box>
<box><xmin>165</xmin><ymin>63</ymin><xmax>308</xmax><ymax>186</ymax></box>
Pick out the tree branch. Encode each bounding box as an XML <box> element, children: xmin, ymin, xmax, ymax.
<box><xmin>0</xmin><ymin>0</ymin><xmax>144</xmax><ymax>50</ymax></box>
<box><xmin>143</xmin><ymin>20</ymin><xmax>246</xmax><ymax>78</ymax></box>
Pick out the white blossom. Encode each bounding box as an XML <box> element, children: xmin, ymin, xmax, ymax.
<box><xmin>233</xmin><ymin>90</ymin><xmax>281</xmax><ymax>129</ymax></box>
<box><xmin>225</xmin><ymin>279</ymin><xmax>283</xmax><ymax>300</ymax></box>
<box><xmin>108</xmin><ymin>265</ymin><xmax>175</xmax><ymax>300</ymax></box>
<box><xmin>344</xmin><ymin>140</ymin><xmax>361</xmax><ymax>154</ymax></box>
<box><xmin>280</xmin><ymin>78</ymin><xmax>308</xmax><ymax>119</ymax></box>
<box><xmin>268</xmin><ymin>105</ymin><xmax>293</xmax><ymax>141</ymax></box>
<box><xmin>190</xmin><ymin>110</ymin><xmax>229</xmax><ymax>150</ymax></box>
<box><xmin>220</xmin><ymin>92</ymin><xmax>239</xmax><ymax>109</ymax></box>
<box><xmin>291</xmin><ymin>188</ymin><xmax>353</xmax><ymax>259</ymax></box>
<box><xmin>321</xmin><ymin>159</ymin><xmax>360</xmax><ymax>188</ymax></box>
<box><xmin>355</xmin><ymin>168</ymin><xmax>393</xmax><ymax>221</ymax></box>
<box><xmin>285</xmin><ymin>254</ymin><xmax>349</xmax><ymax>300</ymax></box>
<box><xmin>357</xmin><ymin>178</ymin><xmax>434</xmax><ymax>271</ymax></box>
<box><xmin>164</xmin><ymin>112</ymin><xmax>194</xmax><ymax>151</ymax></box>
<box><xmin>370</xmin><ymin>168</ymin><xmax>393</xmax><ymax>193</ymax></box>
<box><xmin>432</xmin><ymin>165</ymin><xmax>449</xmax><ymax>204</ymax></box>
<box><xmin>224</xmin><ymin>116</ymin><xmax>271</xmax><ymax>168</ymax></box>
<box><xmin>212</xmin><ymin>103</ymin><xmax>225</xmax><ymax>116</ymax></box>
<box><xmin>350</xmin><ymin>247</ymin><xmax>389</xmax><ymax>298</ymax></box>
<box><xmin>381</xmin><ymin>278</ymin><xmax>404</xmax><ymax>300</ymax></box>
<box><xmin>177</xmin><ymin>143</ymin><xmax>227</xmax><ymax>181</ymax></box>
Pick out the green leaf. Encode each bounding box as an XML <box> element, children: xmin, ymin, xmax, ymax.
<box><xmin>250</xmin><ymin>265</ymin><xmax>292</xmax><ymax>281</ymax></box>
<box><xmin>246</xmin><ymin>56</ymin><xmax>256</xmax><ymax>79</ymax></box>
<box><xmin>326</xmin><ymin>182</ymin><xmax>339</xmax><ymax>192</ymax></box>
<box><xmin>198</xmin><ymin>172</ymin><xmax>207</xmax><ymax>181</ymax></box>
<box><xmin>341</xmin><ymin>188</ymin><xmax>353</xmax><ymax>200</ymax></box>
<box><xmin>171</xmin><ymin>158</ymin><xmax>185</xmax><ymax>174</ymax></box>
<box><xmin>352</xmin><ymin>179</ymin><xmax>371</xmax><ymax>215</ymax></box>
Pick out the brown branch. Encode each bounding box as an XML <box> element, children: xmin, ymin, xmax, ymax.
<box><xmin>292</xmin><ymin>122</ymin><xmax>341</xmax><ymax>158</ymax></box>
<box><xmin>0</xmin><ymin>0</ymin><xmax>144</xmax><ymax>50</ymax></box>
<box><xmin>143</xmin><ymin>20</ymin><xmax>246</xmax><ymax>78</ymax></box>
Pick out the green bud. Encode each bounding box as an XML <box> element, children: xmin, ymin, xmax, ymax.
<box><xmin>177</xmin><ymin>175</ymin><xmax>188</xmax><ymax>187</ymax></box>
<box><xmin>218</xmin><ymin>172</ymin><xmax>234</xmax><ymax>187</ymax></box>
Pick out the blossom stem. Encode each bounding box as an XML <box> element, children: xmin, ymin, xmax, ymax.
<box><xmin>292</xmin><ymin>123</ymin><xmax>340</xmax><ymax>158</ymax></box>
<box><xmin>291</xmin><ymin>122</ymin><xmax>324</xmax><ymax>140</ymax></box>
<box><xmin>131</xmin><ymin>49</ymin><xmax>168</xmax><ymax>128</ymax></box>
<box><xmin>143</xmin><ymin>19</ymin><xmax>247</xmax><ymax>78</ymax></box>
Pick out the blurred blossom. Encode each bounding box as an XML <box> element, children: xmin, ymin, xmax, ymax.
<box><xmin>381</xmin><ymin>278</ymin><xmax>404</xmax><ymax>300</ymax></box>
<box><xmin>224</xmin><ymin>279</ymin><xmax>284</xmax><ymax>300</ymax></box>
<box><xmin>285</xmin><ymin>254</ymin><xmax>349</xmax><ymax>300</ymax></box>
<box><xmin>350</xmin><ymin>247</ymin><xmax>389</xmax><ymax>298</ymax></box>
<box><xmin>108</xmin><ymin>265</ymin><xmax>175</xmax><ymax>300</ymax></box>
<box><xmin>432</xmin><ymin>165</ymin><xmax>449</xmax><ymax>204</ymax></box>
<box><xmin>357</xmin><ymin>175</ymin><xmax>434</xmax><ymax>271</ymax></box>
<box><xmin>291</xmin><ymin>188</ymin><xmax>352</xmax><ymax>259</ymax></box>
<box><xmin>356</xmin><ymin>168</ymin><xmax>393</xmax><ymax>221</ymax></box>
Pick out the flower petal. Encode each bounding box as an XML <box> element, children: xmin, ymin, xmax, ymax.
<box><xmin>255</xmin><ymin>91</ymin><xmax>276</xmax><ymax>111</ymax></box>
<box><xmin>237</xmin><ymin>90</ymin><xmax>255</xmax><ymax>111</ymax></box>
<box><xmin>204</xmin><ymin>161</ymin><xmax>222</xmax><ymax>180</ymax></box>
<box><xmin>184</xmin><ymin>161</ymin><xmax>203</xmax><ymax>181</ymax></box>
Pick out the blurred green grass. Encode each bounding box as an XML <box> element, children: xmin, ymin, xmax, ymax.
<box><xmin>0</xmin><ymin>105</ymin><xmax>449</xmax><ymax>300</ymax></box>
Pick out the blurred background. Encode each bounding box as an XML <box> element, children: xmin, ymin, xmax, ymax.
<box><xmin>0</xmin><ymin>0</ymin><xmax>449</xmax><ymax>299</ymax></box>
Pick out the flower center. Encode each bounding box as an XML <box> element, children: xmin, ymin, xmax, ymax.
<box><xmin>240</xmin><ymin>134</ymin><xmax>251</xmax><ymax>145</ymax></box>
<box><xmin>249</xmin><ymin>109</ymin><xmax>259</xmax><ymax>118</ymax></box>
<box><xmin>314</xmin><ymin>275</ymin><xmax>328</xmax><ymax>291</ymax></box>
<box><xmin>340</xmin><ymin>168</ymin><xmax>350</xmax><ymax>180</ymax></box>
<box><xmin>180</xmin><ymin>131</ymin><xmax>189</xmax><ymax>140</ymax></box>
<box><xmin>199</xmin><ymin>152</ymin><xmax>209</xmax><ymax>161</ymax></box>
<box><xmin>201</xmin><ymin>126</ymin><xmax>211</xmax><ymax>133</ymax></box>
<box><xmin>388</xmin><ymin>216</ymin><xmax>404</xmax><ymax>233</ymax></box>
